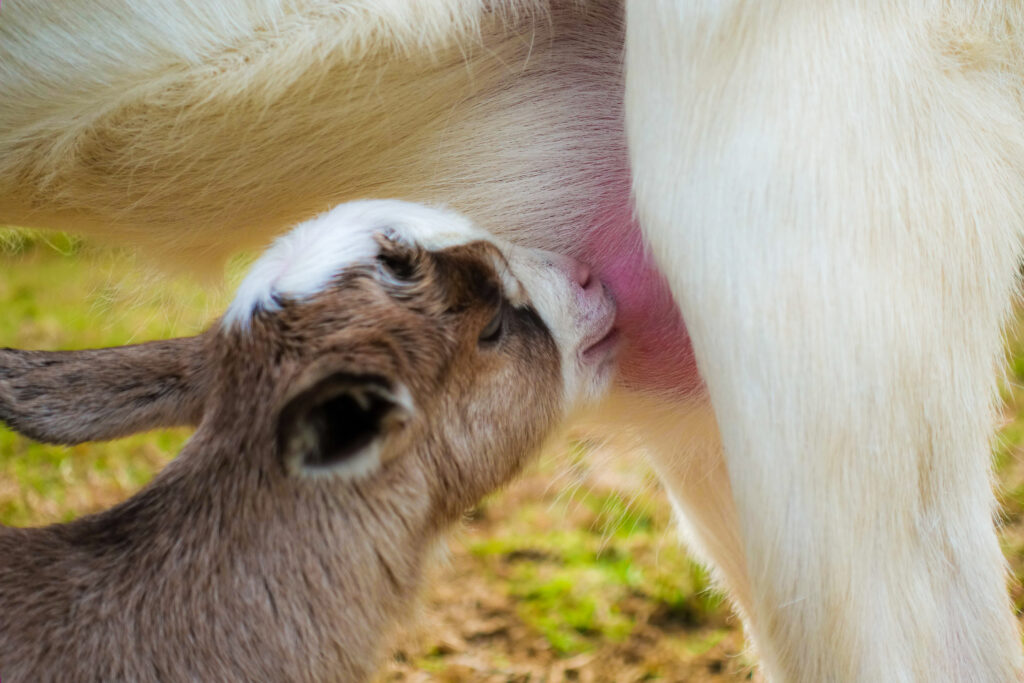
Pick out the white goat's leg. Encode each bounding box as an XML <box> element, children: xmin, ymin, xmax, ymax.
<box><xmin>627</xmin><ymin>2</ymin><xmax>1024</xmax><ymax>679</ymax></box>
<box><xmin>592</xmin><ymin>393</ymin><xmax>752</xmax><ymax>621</ymax></box>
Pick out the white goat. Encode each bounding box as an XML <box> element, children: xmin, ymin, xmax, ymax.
<box><xmin>0</xmin><ymin>201</ymin><xmax>618</xmax><ymax>682</ymax></box>
<box><xmin>1</xmin><ymin>1</ymin><xmax>1022</xmax><ymax>679</ymax></box>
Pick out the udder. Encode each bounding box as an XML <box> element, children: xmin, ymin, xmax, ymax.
<box><xmin>576</xmin><ymin>181</ymin><xmax>702</xmax><ymax>398</ymax></box>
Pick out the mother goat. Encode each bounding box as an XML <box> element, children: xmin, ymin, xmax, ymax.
<box><xmin>2</xmin><ymin>1</ymin><xmax>1021</xmax><ymax>680</ymax></box>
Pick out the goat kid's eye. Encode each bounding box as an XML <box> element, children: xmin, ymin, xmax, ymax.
<box><xmin>479</xmin><ymin>306</ymin><xmax>504</xmax><ymax>345</ymax></box>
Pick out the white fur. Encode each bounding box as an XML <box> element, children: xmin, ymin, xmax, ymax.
<box><xmin>504</xmin><ymin>246</ymin><xmax>618</xmax><ymax>408</ymax></box>
<box><xmin>627</xmin><ymin>2</ymin><xmax>1024</xmax><ymax>679</ymax></box>
<box><xmin>4</xmin><ymin>1</ymin><xmax>1024</xmax><ymax>680</ymax></box>
<box><xmin>287</xmin><ymin>426</ymin><xmax>384</xmax><ymax>480</ymax></box>
<box><xmin>224</xmin><ymin>200</ymin><xmax>487</xmax><ymax>328</ymax></box>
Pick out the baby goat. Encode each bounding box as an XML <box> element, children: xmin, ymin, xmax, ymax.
<box><xmin>0</xmin><ymin>200</ymin><xmax>618</xmax><ymax>682</ymax></box>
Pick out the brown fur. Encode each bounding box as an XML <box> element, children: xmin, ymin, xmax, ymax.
<box><xmin>0</xmin><ymin>337</ymin><xmax>213</xmax><ymax>444</ymax></box>
<box><xmin>0</xmin><ymin>239</ymin><xmax>564</xmax><ymax>682</ymax></box>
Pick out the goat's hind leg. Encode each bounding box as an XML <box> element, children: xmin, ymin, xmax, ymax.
<box><xmin>627</xmin><ymin>2</ymin><xmax>1024</xmax><ymax>679</ymax></box>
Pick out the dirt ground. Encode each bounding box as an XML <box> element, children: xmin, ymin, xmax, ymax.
<box><xmin>378</xmin><ymin>450</ymin><xmax>758</xmax><ymax>683</ymax></box>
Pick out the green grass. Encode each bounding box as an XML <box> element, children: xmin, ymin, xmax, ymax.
<box><xmin>0</xmin><ymin>233</ymin><xmax>228</xmax><ymax>526</ymax></box>
<box><xmin>469</xmin><ymin>490</ymin><xmax>721</xmax><ymax>655</ymax></box>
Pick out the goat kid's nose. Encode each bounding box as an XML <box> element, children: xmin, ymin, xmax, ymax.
<box><xmin>550</xmin><ymin>254</ymin><xmax>597</xmax><ymax>294</ymax></box>
<box><xmin>572</xmin><ymin>259</ymin><xmax>592</xmax><ymax>290</ymax></box>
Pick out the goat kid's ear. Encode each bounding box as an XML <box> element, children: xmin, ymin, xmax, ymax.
<box><xmin>277</xmin><ymin>370</ymin><xmax>413</xmax><ymax>479</ymax></box>
<box><xmin>0</xmin><ymin>337</ymin><xmax>209</xmax><ymax>445</ymax></box>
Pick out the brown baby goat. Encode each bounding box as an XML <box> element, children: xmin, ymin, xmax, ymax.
<box><xmin>0</xmin><ymin>200</ymin><xmax>618</xmax><ymax>682</ymax></box>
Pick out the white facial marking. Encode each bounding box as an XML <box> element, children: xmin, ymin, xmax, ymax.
<box><xmin>223</xmin><ymin>199</ymin><xmax>490</xmax><ymax>329</ymax></box>
<box><xmin>501</xmin><ymin>246</ymin><xmax>618</xmax><ymax>408</ymax></box>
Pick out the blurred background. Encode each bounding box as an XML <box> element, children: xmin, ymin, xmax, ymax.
<box><xmin>3</xmin><ymin>232</ymin><xmax>1024</xmax><ymax>682</ymax></box>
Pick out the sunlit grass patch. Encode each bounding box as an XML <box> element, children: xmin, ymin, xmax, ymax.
<box><xmin>0</xmin><ymin>429</ymin><xmax>189</xmax><ymax>526</ymax></box>
<box><xmin>468</xmin><ymin>467</ymin><xmax>727</xmax><ymax>658</ymax></box>
<box><xmin>996</xmin><ymin>305</ymin><xmax>1024</xmax><ymax>619</ymax></box>
<box><xmin>0</xmin><ymin>238</ymin><xmax>228</xmax><ymax>526</ymax></box>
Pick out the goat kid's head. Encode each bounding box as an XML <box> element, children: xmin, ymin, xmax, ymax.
<box><xmin>0</xmin><ymin>200</ymin><xmax>618</xmax><ymax>511</ymax></box>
